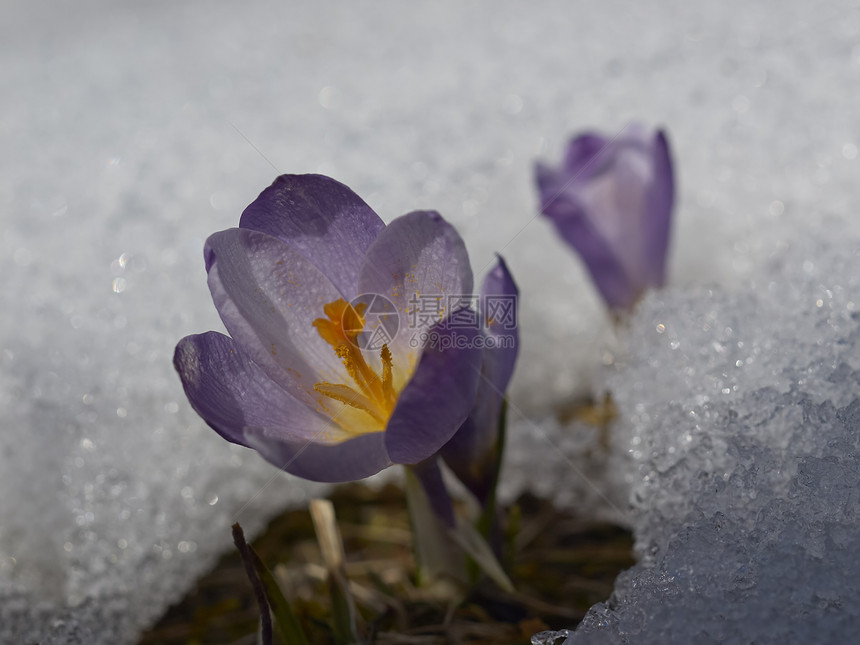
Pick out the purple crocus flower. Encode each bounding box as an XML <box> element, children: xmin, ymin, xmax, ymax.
<box><xmin>535</xmin><ymin>125</ymin><xmax>674</xmax><ymax>311</ymax></box>
<box><xmin>174</xmin><ymin>174</ymin><xmax>485</xmax><ymax>483</ymax></box>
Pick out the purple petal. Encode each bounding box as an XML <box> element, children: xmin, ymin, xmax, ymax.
<box><xmin>641</xmin><ymin>129</ymin><xmax>674</xmax><ymax>286</ymax></box>
<box><xmin>173</xmin><ymin>332</ymin><xmax>391</xmax><ymax>482</ymax></box>
<box><xmin>174</xmin><ymin>331</ymin><xmax>265</xmax><ymax>446</ymax></box>
<box><xmin>205</xmin><ymin>227</ymin><xmax>350</xmax><ymax>406</ymax></box>
<box><xmin>536</xmin><ymin>167</ymin><xmax>637</xmax><ymax>309</ymax></box>
<box><xmin>570</xmin><ymin>128</ymin><xmax>669</xmax><ymax>303</ymax></box>
<box><xmin>534</xmin><ymin>161</ymin><xmax>577</xmax><ymax>220</ymax></box>
<box><xmin>244</xmin><ymin>426</ymin><xmax>391</xmax><ymax>483</ymax></box>
<box><xmin>441</xmin><ymin>256</ymin><xmax>519</xmax><ymax>502</ymax></box>
<box><xmin>239</xmin><ymin>174</ymin><xmax>385</xmax><ymax>299</ymax></box>
<box><xmin>173</xmin><ymin>331</ymin><xmax>352</xmax><ymax>446</ymax></box>
<box><xmin>385</xmin><ymin>324</ymin><xmax>482</xmax><ymax>465</ymax></box>
<box><xmin>477</xmin><ymin>255</ymin><xmax>519</xmax><ymax>393</ymax></box>
<box><xmin>410</xmin><ymin>458</ymin><xmax>456</xmax><ymax>528</ymax></box>
<box><xmin>357</xmin><ymin>211</ymin><xmax>473</xmax><ymax>358</ymax></box>
<box><xmin>563</xmin><ymin>132</ymin><xmax>611</xmax><ymax>178</ymax></box>
<box><xmin>536</xmin><ymin>124</ymin><xmax>674</xmax><ymax>311</ymax></box>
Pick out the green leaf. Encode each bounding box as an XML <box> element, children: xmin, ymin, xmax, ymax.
<box><xmin>450</xmin><ymin>518</ymin><xmax>515</xmax><ymax>593</ymax></box>
<box><xmin>328</xmin><ymin>572</ymin><xmax>357</xmax><ymax>645</ymax></box>
<box><xmin>231</xmin><ymin>523</ymin><xmax>273</xmax><ymax>645</ymax></box>
<box><xmin>404</xmin><ymin>466</ymin><xmax>465</xmax><ymax>586</ymax></box>
<box><xmin>249</xmin><ymin>548</ymin><xmax>311</xmax><ymax>645</ymax></box>
<box><xmin>504</xmin><ymin>502</ymin><xmax>522</xmax><ymax>572</ymax></box>
<box><xmin>232</xmin><ymin>522</ymin><xmax>309</xmax><ymax>645</ymax></box>
<box><xmin>477</xmin><ymin>397</ymin><xmax>508</xmax><ymax>540</ymax></box>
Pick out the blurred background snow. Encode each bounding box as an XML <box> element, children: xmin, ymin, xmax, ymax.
<box><xmin>2</xmin><ymin>0</ymin><xmax>859</xmax><ymax>642</ymax></box>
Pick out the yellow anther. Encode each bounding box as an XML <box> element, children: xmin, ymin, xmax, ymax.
<box><xmin>380</xmin><ymin>344</ymin><xmax>396</xmax><ymax>406</ymax></box>
<box><xmin>313</xmin><ymin>382</ymin><xmax>387</xmax><ymax>424</ymax></box>
<box><xmin>313</xmin><ymin>299</ymin><xmax>401</xmax><ymax>434</ymax></box>
<box><xmin>312</xmin><ymin>300</ymin><xmax>367</xmax><ymax>345</ymax></box>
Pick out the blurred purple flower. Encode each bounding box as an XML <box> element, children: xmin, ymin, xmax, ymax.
<box><xmin>174</xmin><ymin>174</ymin><xmax>485</xmax><ymax>483</ymax></box>
<box><xmin>535</xmin><ymin>125</ymin><xmax>674</xmax><ymax>311</ymax></box>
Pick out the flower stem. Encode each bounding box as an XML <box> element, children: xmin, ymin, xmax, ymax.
<box><xmin>476</xmin><ymin>397</ymin><xmax>508</xmax><ymax>542</ymax></box>
<box><xmin>406</xmin><ymin>459</ymin><xmax>514</xmax><ymax>593</ymax></box>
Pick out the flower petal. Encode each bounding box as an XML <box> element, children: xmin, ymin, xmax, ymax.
<box><xmin>384</xmin><ymin>324</ymin><xmax>482</xmax><ymax>465</ymax></box>
<box><xmin>409</xmin><ymin>458</ymin><xmax>457</xmax><ymax>527</ymax></box>
<box><xmin>536</xmin><ymin>124</ymin><xmax>676</xmax><ymax>311</ymax></box>
<box><xmin>441</xmin><ymin>256</ymin><xmax>519</xmax><ymax>502</ymax></box>
<box><xmin>357</xmin><ymin>210</ymin><xmax>473</xmax><ymax>359</ymax></box>
<box><xmin>642</xmin><ymin>129</ymin><xmax>674</xmax><ymax>286</ymax></box>
<box><xmin>239</xmin><ymin>174</ymin><xmax>385</xmax><ymax>299</ymax></box>
<box><xmin>173</xmin><ymin>331</ymin><xmax>346</xmax><ymax>446</ymax></box>
<box><xmin>477</xmin><ymin>255</ymin><xmax>519</xmax><ymax>394</ymax></box>
<box><xmin>244</xmin><ymin>426</ymin><xmax>391</xmax><ymax>483</ymax></box>
<box><xmin>205</xmin><ymin>227</ymin><xmax>352</xmax><ymax>406</ymax></box>
<box><xmin>563</xmin><ymin>132</ymin><xmax>610</xmax><ymax>178</ymax></box>
<box><xmin>536</xmin><ymin>164</ymin><xmax>637</xmax><ymax>309</ymax></box>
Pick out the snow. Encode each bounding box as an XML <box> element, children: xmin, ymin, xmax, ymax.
<box><xmin>2</xmin><ymin>0</ymin><xmax>859</xmax><ymax>642</ymax></box>
<box><xmin>560</xmin><ymin>229</ymin><xmax>860</xmax><ymax>643</ymax></box>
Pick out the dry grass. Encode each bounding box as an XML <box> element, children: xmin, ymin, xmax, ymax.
<box><xmin>139</xmin><ymin>484</ymin><xmax>633</xmax><ymax>645</ymax></box>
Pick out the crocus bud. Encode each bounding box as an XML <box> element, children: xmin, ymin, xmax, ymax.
<box><xmin>535</xmin><ymin>125</ymin><xmax>674</xmax><ymax>312</ymax></box>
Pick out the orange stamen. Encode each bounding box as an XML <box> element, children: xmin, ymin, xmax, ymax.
<box><xmin>312</xmin><ymin>299</ymin><xmax>400</xmax><ymax>433</ymax></box>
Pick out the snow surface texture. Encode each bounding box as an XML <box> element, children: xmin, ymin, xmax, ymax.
<box><xmin>2</xmin><ymin>0</ymin><xmax>859</xmax><ymax>642</ymax></box>
<box><xmin>539</xmin><ymin>229</ymin><xmax>860</xmax><ymax>643</ymax></box>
